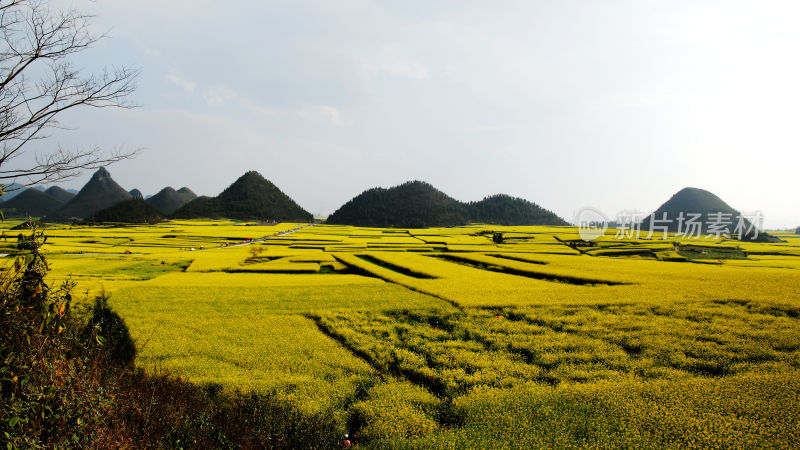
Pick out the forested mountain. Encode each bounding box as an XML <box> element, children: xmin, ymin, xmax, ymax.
<box><xmin>172</xmin><ymin>172</ymin><xmax>312</xmax><ymax>221</ymax></box>
<box><xmin>88</xmin><ymin>198</ymin><xmax>166</xmax><ymax>224</ymax></box>
<box><xmin>640</xmin><ymin>187</ymin><xmax>752</xmax><ymax>236</ymax></box>
<box><xmin>469</xmin><ymin>194</ymin><xmax>568</xmax><ymax>226</ymax></box>
<box><xmin>328</xmin><ymin>181</ymin><xmax>567</xmax><ymax>228</ymax></box>
<box><xmin>0</xmin><ymin>188</ymin><xmax>66</xmax><ymax>217</ymax></box>
<box><xmin>44</xmin><ymin>186</ymin><xmax>76</xmax><ymax>203</ymax></box>
<box><xmin>48</xmin><ymin>168</ymin><xmax>133</xmax><ymax>221</ymax></box>
<box><xmin>146</xmin><ymin>186</ymin><xmax>197</xmax><ymax>215</ymax></box>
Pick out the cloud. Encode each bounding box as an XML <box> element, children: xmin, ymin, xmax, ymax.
<box><xmin>245</xmin><ymin>101</ymin><xmax>284</xmax><ymax>118</ymax></box>
<box><xmin>295</xmin><ymin>105</ymin><xmax>351</xmax><ymax>126</ymax></box>
<box><xmin>363</xmin><ymin>46</ymin><xmax>429</xmax><ymax>80</ymax></box>
<box><xmin>203</xmin><ymin>85</ymin><xmax>238</xmax><ymax>106</ymax></box>
<box><xmin>460</xmin><ymin>124</ymin><xmax>508</xmax><ymax>134</ymax></box>
<box><xmin>164</xmin><ymin>68</ymin><xmax>196</xmax><ymax>94</ymax></box>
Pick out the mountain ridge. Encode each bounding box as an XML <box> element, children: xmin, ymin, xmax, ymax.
<box><xmin>0</xmin><ymin>188</ymin><xmax>67</xmax><ymax>217</ymax></box>
<box><xmin>172</xmin><ymin>172</ymin><xmax>312</xmax><ymax>221</ymax></box>
<box><xmin>327</xmin><ymin>180</ymin><xmax>567</xmax><ymax>228</ymax></box>
<box><xmin>47</xmin><ymin>167</ymin><xmax>133</xmax><ymax>221</ymax></box>
<box><xmin>146</xmin><ymin>186</ymin><xmax>197</xmax><ymax>215</ymax></box>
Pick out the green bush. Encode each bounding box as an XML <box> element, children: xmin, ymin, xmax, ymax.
<box><xmin>0</xmin><ymin>225</ymin><xmax>108</xmax><ymax>448</ymax></box>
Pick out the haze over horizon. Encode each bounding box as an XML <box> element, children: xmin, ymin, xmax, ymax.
<box><xmin>18</xmin><ymin>1</ymin><xmax>800</xmax><ymax>228</ymax></box>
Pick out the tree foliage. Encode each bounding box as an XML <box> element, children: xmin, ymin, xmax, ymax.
<box><xmin>0</xmin><ymin>223</ymin><xmax>106</xmax><ymax>447</ymax></box>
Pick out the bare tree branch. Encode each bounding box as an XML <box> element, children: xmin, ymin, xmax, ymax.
<box><xmin>0</xmin><ymin>0</ymin><xmax>139</xmax><ymax>194</ymax></box>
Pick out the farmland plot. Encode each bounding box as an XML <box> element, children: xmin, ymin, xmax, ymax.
<box><xmin>4</xmin><ymin>220</ymin><xmax>797</xmax><ymax>447</ymax></box>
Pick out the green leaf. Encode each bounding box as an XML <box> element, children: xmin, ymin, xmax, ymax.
<box><xmin>8</xmin><ymin>416</ymin><xmax>19</xmax><ymax>427</ymax></box>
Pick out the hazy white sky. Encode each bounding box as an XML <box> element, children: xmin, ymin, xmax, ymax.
<box><xmin>22</xmin><ymin>1</ymin><xmax>800</xmax><ymax>227</ymax></box>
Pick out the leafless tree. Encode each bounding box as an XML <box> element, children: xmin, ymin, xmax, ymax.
<box><xmin>0</xmin><ymin>0</ymin><xmax>139</xmax><ymax>194</ymax></box>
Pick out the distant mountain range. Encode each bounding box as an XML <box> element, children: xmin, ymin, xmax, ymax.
<box><xmin>1</xmin><ymin>183</ymin><xmax>77</xmax><ymax>201</ymax></box>
<box><xmin>1</xmin><ymin>169</ymin><xmax>201</xmax><ymax>223</ymax></box>
<box><xmin>0</xmin><ymin>187</ymin><xmax>75</xmax><ymax>217</ymax></box>
<box><xmin>0</xmin><ymin>183</ymin><xmax>30</xmax><ymax>200</ymax></box>
<box><xmin>0</xmin><ymin>168</ymin><xmax>782</xmax><ymax>234</ymax></box>
<box><xmin>326</xmin><ymin>180</ymin><xmax>568</xmax><ymax>227</ymax></box>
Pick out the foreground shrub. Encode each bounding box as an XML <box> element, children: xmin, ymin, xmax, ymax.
<box><xmin>0</xmin><ymin>225</ymin><xmax>107</xmax><ymax>447</ymax></box>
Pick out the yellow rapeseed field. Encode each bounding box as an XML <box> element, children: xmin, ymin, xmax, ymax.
<box><xmin>4</xmin><ymin>220</ymin><xmax>798</xmax><ymax>447</ymax></box>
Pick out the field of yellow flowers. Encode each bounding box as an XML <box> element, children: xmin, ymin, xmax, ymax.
<box><xmin>3</xmin><ymin>219</ymin><xmax>798</xmax><ymax>447</ymax></box>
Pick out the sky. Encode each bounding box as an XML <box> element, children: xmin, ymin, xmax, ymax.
<box><xmin>18</xmin><ymin>0</ymin><xmax>800</xmax><ymax>228</ymax></box>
